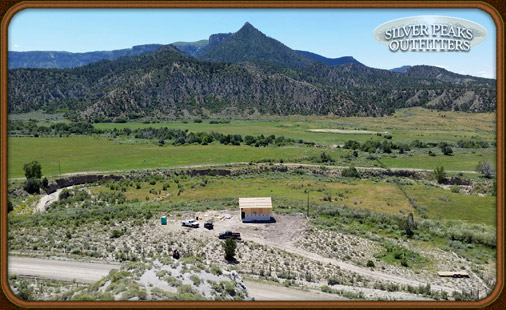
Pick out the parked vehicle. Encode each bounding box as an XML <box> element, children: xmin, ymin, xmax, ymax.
<box><xmin>172</xmin><ymin>250</ymin><xmax>180</xmax><ymax>259</ymax></box>
<box><xmin>182</xmin><ymin>219</ymin><xmax>199</xmax><ymax>228</ymax></box>
<box><xmin>437</xmin><ymin>271</ymin><xmax>470</xmax><ymax>278</ymax></box>
<box><xmin>218</xmin><ymin>230</ymin><xmax>241</xmax><ymax>240</ymax></box>
<box><xmin>204</xmin><ymin>220</ymin><xmax>214</xmax><ymax>230</ymax></box>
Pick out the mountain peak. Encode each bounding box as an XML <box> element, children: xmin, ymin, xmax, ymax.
<box><xmin>198</xmin><ymin>23</ymin><xmax>315</xmax><ymax>69</ymax></box>
<box><xmin>237</xmin><ymin>22</ymin><xmax>261</xmax><ymax>35</ymax></box>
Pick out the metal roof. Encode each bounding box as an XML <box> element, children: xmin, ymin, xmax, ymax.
<box><xmin>239</xmin><ymin>197</ymin><xmax>272</xmax><ymax>209</ymax></box>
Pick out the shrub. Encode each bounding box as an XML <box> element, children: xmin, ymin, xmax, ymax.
<box><xmin>190</xmin><ymin>274</ymin><xmax>201</xmax><ymax>286</ymax></box>
<box><xmin>223</xmin><ymin>238</ymin><xmax>237</xmax><ymax>261</ymax></box>
<box><xmin>341</xmin><ymin>166</ymin><xmax>360</xmax><ymax>178</ymax></box>
<box><xmin>210</xmin><ymin>264</ymin><xmax>223</xmax><ymax>276</ymax></box>
<box><xmin>450</xmin><ymin>185</ymin><xmax>460</xmax><ymax>193</ymax></box>
<box><xmin>23</xmin><ymin>161</ymin><xmax>42</xmax><ymax>179</ymax></box>
<box><xmin>223</xmin><ymin>281</ymin><xmax>237</xmax><ymax>296</ymax></box>
<box><xmin>23</xmin><ymin>178</ymin><xmax>41</xmax><ymax>194</ymax></box>
<box><xmin>16</xmin><ymin>279</ymin><xmax>33</xmax><ymax>300</ymax></box>
<box><xmin>366</xmin><ymin>260</ymin><xmax>375</xmax><ymax>268</ymax></box>
<box><xmin>327</xmin><ymin>276</ymin><xmax>341</xmax><ymax>285</ymax></box>
<box><xmin>110</xmin><ymin>230</ymin><xmax>123</xmax><ymax>238</ymax></box>
<box><xmin>178</xmin><ymin>284</ymin><xmax>198</xmax><ymax>295</ymax></box>
<box><xmin>439</xmin><ymin>142</ymin><xmax>453</xmax><ymax>156</ymax></box>
<box><xmin>433</xmin><ymin>166</ymin><xmax>446</xmax><ymax>183</ymax></box>
<box><xmin>476</xmin><ymin>161</ymin><xmax>495</xmax><ymax>178</ymax></box>
<box><xmin>344</xmin><ymin>140</ymin><xmax>360</xmax><ymax>150</ymax></box>
<box><xmin>321</xmin><ymin>285</ymin><xmax>332</xmax><ymax>293</ymax></box>
<box><xmin>319</xmin><ymin>152</ymin><xmax>334</xmax><ymax>163</ymax></box>
<box><xmin>400</xmin><ymin>257</ymin><xmax>409</xmax><ymax>267</ymax></box>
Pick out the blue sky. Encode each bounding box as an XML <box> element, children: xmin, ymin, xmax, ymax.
<box><xmin>8</xmin><ymin>8</ymin><xmax>496</xmax><ymax>78</ymax></box>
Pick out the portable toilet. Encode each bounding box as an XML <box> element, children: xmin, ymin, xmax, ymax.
<box><xmin>161</xmin><ymin>216</ymin><xmax>167</xmax><ymax>225</ymax></box>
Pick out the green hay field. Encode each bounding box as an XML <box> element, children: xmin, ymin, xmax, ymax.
<box><xmin>9</xmin><ymin>136</ymin><xmax>494</xmax><ymax>178</ymax></box>
<box><xmin>403</xmin><ymin>184</ymin><xmax>496</xmax><ymax>226</ymax></box>
<box><xmin>8</xmin><ymin>107</ymin><xmax>496</xmax><ymax>178</ymax></box>
<box><xmin>8</xmin><ymin>137</ymin><xmax>337</xmax><ymax>178</ymax></box>
<box><xmin>93</xmin><ymin>107</ymin><xmax>496</xmax><ymax>145</ymax></box>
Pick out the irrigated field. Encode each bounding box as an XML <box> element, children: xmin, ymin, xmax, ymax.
<box><xmin>93</xmin><ymin>107</ymin><xmax>496</xmax><ymax>145</ymax></box>
<box><xmin>8</xmin><ymin>107</ymin><xmax>496</xmax><ymax>178</ymax></box>
<box><xmin>8</xmin><ymin>136</ymin><xmax>495</xmax><ymax>178</ymax></box>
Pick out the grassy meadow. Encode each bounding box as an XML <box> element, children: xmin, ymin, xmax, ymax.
<box><xmin>8</xmin><ymin>136</ymin><xmax>495</xmax><ymax>178</ymax></box>
<box><xmin>8</xmin><ymin>137</ymin><xmax>343</xmax><ymax>178</ymax></box>
<box><xmin>93</xmin><ymin>107</ymin><xmax>496</xmax><ymax>145</ymax></box>
<box><xmin>86</xmin><ymin>172</ymin><xmax>495</xmax><ymax>227</ymax></box>
<box><xmin>7</xmin><ymin>108</ymin><xmax>496</xmax><ymax>178</ymax></box>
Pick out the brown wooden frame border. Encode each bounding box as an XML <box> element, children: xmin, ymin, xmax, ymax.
<box><xmin>0</xmin><ymin>1</ymin><xmax>503</xmax><ymax>308</ymax></box>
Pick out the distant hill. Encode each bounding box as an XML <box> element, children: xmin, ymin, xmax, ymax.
<box><xmin>8</xmin><ymin>23</ymin><xmax>496</xmax><ymax>118</ymax></box>
<box><xmin>171</xmin><ymin>40</ymin><xmax>208</xmax><ymax>57</ymax></box>
<box><xmin>390</xmin><ymin>65</ymin><xmax>412</xmax><ymax>73</ymax></box>
<box><xmin>8</xmin><ymin>44</ymin><xmax>163</xmax><ymax>69</ymax></box>
<box><xmin>198</xmin><ymin>22</ymin><xmax>316</xmax><ymax>69</ymax></box>
<box><xmin>296</xmin><ymin>51</ymin><xmax>364</xmax><ymax>66</ymax></box>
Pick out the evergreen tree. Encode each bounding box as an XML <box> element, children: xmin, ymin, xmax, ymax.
<box><xmin>223</xmin><ymin>238</ymin><xmax>237</xmax><ymax>261</ymax></box>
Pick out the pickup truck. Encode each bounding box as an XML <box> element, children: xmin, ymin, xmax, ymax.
<box><xmin>204</xmin><ymin>220</ymin><xmax>214</xmax><ymax>230</ymax></box>
<box><xmin>218</xmin><ymin>230</ymin><xmax>241</xmax><ymax>240</ymax></box>
<box><xmin>182</xmin><ymin>219</ymin><xmax>199</xmax><ymax>228</ymax></box>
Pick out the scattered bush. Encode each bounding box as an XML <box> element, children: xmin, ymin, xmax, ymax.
<box><xmin>110</xmin><ymin>230</ymin><xmax>123</xmax><ymax>239</ymax></box>
<box><xmin>23</xmin><ymin>178</ymin><xmax>41</xmax><ymax>194</ymax></box>
<box><xmin>476</xmin><ymin>161</ymin><xmax>495</xmax><ymax>178</ymax></box>
<box><xmin>433</xmin><ymin>166</ymin><xmax>446</xmax><ymax>183</ymax></box>
<box><xmin>341</xmin><ymin>166</ymin><xmax>360</xmax><ymax>178</ymax></box>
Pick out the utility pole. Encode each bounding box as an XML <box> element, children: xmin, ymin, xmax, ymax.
<box><xmin>306</xmin><ymin>190</ymin><xmax>310</xmax><ymax>217</ymax></box>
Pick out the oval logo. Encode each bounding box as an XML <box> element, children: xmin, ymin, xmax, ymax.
<box><xmin>373</xmin><ymin>15</ymin><xmax>488</xmax><ymax>52</ymax></box>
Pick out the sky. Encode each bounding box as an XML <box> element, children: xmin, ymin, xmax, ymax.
<box><xmin>8</xmin><ymin>8</ymin><xmax>496</xmax><ymax>78</ymax></box>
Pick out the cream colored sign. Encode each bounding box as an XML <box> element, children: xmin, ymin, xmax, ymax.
<box><xmin>373</xmin><ymin>15</ymin><xmax>488</xmax><ymax>52</ymax></box>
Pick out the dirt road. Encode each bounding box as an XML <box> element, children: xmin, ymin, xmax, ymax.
<box><xmin>7</xmin><ymin>256</ymin><xmax>342</xmax><ymax>300</ymax></box>
<box><xmin>34</xmin><ymin>188</ymin><xmax>63</xmax><ymax>212</ymax></box>
<box><xmin>180</xmin><ymin>213</ymin><xmax>459</xmax><ymax>296</ymax></box>
<box><xmin>244</xmin><ymin>280</ymin><xmax>344</xmax><ymax>300</ymax></box>
<box><xmin>8</xmin><ymin>256</ymin><xmax>119</xmax><ymax>284</ymax></box>
<box><xmin>243</xmin><ymin>236</ymin><xmax>457</xmax><ymax>295</ymax></box>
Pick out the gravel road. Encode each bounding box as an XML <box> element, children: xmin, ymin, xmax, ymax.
<box><xmin>8</xmin><ymin>256</ymin><xmax>119</xmax><ymax>284</ymax></box>
<box><xmin>243</xmin><ymin>280</ymin><xmax>344</xmax><ymax>300</ymax></box>
<box><xmin>244</xmin><ymin>236</ymin><xmax>457</xmax><ymax>295</ymax></box>
<box><xmin>34</xmin><ymin>188</ymin><xmax>63</xmax><ymax>212</ymax></box>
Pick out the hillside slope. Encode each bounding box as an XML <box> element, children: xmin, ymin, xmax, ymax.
<box><xmin>8</xmin><ymin>24</ymin><xmax>496</xmax><ymax>118</ymax></box>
